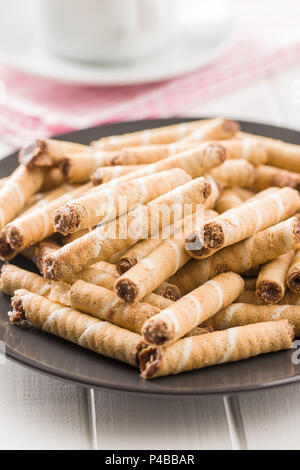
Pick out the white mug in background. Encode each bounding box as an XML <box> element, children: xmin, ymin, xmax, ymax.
<box><xmin>38</xmin><ymin>0</ymin><xmax>177</xmax><ymax>64</ymax></box>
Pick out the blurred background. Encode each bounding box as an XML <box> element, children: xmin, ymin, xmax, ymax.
<box><xmin>0</xmin><ymin>0</ymin><xmax>299</xmax><ymax>151</ymax></box>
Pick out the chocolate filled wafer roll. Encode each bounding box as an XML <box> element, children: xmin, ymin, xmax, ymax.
<box><xmin>209</xmin><ymin>159</ymin><xmax>256</xmax><ymax>188</ymax></box>
<box><xmin>0</xmin><ymin>165</ymin><xmax>45</xmax><ymax>229</ymax></box>
<box><xmin>112</xmin><ymin>142</ymin><xmax>196</xmax><ymax>166</ymax></box>
<box><xmin>19</xmin><ymin>138</ymin><xmax>93</xmax><ymax>168</ymax></box>
<box><xmin>181</xmin><ymin>118</ymin><xmax>240</xmax><ymax>143</ymax></box>
<box><xmin>54</xmin><ymin>169</ymin><xmax>191</xmax><ymax>235</ymax></box>
<box><xmin>207</xmin><ymin>303</ymin><xmax>300</xmax><ymax>336</ymax></box>
<box><xmin>250</xmin><ymin>165</ymin><xmax>300</xmax><ymax>191</ymax></box>
<box><xmin>142</xmin><ymin>272</ymin><xmax>244</xmax><ymax>346</ymax></box>
<box><xmin>170</xmin><ymin>216</ymin><xmax>300</xmax><ymax>295</ymax></box>
<box><xmin>91</xmin><ymin>165</ymin><xmax>146</xmax><ymax>185</ymax></box>
<box><xmin>186</xmin><ymin>187</ymin><xmax>300</xmax><ymax>260</ymax></box>
<box><xmin>255</xmin><ymin>252</ymin><xmax>294</xmax><ymax>304</ymax></box>
<box><xmin>22</xmin><ymin>239</ymin><xmax>61</xmax><ymax>273</ymax></box>
<box><xmin>10</xmin><ymin>289</ymin><xmax>142</xmax><ymax>367</ymax></box>
<box><xmin>91</xmin><ymin>119</ymin><xmax>212</xmax><ymax>150</ymax></box>
<box><xmin>139</xmin><ymin>320</ymin><xmax>294</xmax><ymax>378</ymax></box>
<box><xmin>43</xmin><ymin>177</ymin><xmax>211</xmax><ymax>280</ymax></box>
<box><xmin>236</xmin><ymin>289</ymin><xmax>300</xmax><ymax>305</ymax></box>
<box><xmin>286</xmin><ymin>249</ymin><xmax>300</xmax><ymax>293</ymax></box>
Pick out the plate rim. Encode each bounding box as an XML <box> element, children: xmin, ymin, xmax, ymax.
<box><xmin>2</xmin><ymin>116</ymin><xmax>300</xmax><ymax>397</ymax></box>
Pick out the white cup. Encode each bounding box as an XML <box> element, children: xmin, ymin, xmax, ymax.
<box><xmin>38</xmin><ymin>0</ymin><xmax>176</xmax><ymax>64</ymax></box>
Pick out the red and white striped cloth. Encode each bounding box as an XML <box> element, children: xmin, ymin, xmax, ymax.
<box><xmin>0</xmin><ymin>0</ymin><xmax>300</xmax><ymax>149</ymax></box>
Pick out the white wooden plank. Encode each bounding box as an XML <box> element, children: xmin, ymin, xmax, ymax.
<box><xmin>0</xmin><ymin>357</ymin><xmax>90</xmax><ymax>450</ymax></box>
<box><xmin>94</xmin><ymin>391</ymin><xmax>231</xmax><ymax>450</ymax></box>
<box><xmin>239</xmin><ymin>384</ymin><xmax>300</xmax><ymax>450</ymax></box>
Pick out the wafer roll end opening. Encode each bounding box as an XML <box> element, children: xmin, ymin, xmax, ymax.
<box><xmin>139</xmin><ymin>346</ymin><xmax>162</xmax><ymax>379</ymax></box>
<box><xmin>116</xmin><ymin>257</ymin><xmax>138</xmax><ymax>275</ymax></box>
<box><xmin>42</xmin><ymin>255</ymin><xmax>59</xmax><ymax>280</ymax></box>
<box><xmin>115</xmin><ymin>278</ymin><xmax>139</xmax><ymax>304</ymax></box>
<box><xmin>203</xmin><ymin>222</ymin><xmax>224</xmax><ymax>250</ymax></box>
<box><xmin>204</xmin><ymin>143</ymin><xmax>226</xmax><ymax>164</ymax></box>
<box><xmin>158</xmin><ymin>284</ymin><xmax>181</xmax><ymax>301</ymax></box>
<box><xmin>287</xmin><ymin>273</ymin><xmax>300</xmax><ymax>293</ymax></box>
<box><xmin>185</xmin><ymin>231</ymin><xmax>208</xmax><ymax>258</ymax></box>
<box><xmin>255</xmin><ymin>281</ymin><xmax>284</xmax><ymax>304</ymax></box>
<box><xmin>222</xmin><ymin>119</ymin><xmax>241</xmax><ymax>136</ymax></box>
<box><xmin>18</xmin><ymin>139</ymin><xmax>50</xmax><ymax>167</ymax></box>
<box><xmin>6</xmin><ymin>226</ymin><xmax>24</xmax><ymax>250</ymax></box>
<box><xmin>9</xmin><ymin>295</ymin><xmax>26</xmax><ymax>324</ymax></box>
<box><xmin>54</xmin><ymin>205</ymin><xmax>81</xmax><ymax>236</ymax></box>
<box><xmin>0</xmin><ymin>232</ymin><xmax>17</xmax><ymax>261</ymax></box>
<box><xmin>91</xmin><ymin>171</ymin><xmax>103</xmax><ymax>186</ymax></box>
<box><xmin>142</xmin><ymin>318</ymin><xmax>171</xmax><ymax>346</ymax></box>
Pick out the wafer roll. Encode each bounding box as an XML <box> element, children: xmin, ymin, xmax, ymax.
<box><xmin>208</xmin><ymin>303</ymin><xmax>300</xmax><ymax>336</ymax></box>
<box><xmin>209</xmin><ymin>159</ymin><xmax>255</xmax><ymax>187</ymax></box>
<box><xmin>58</xmin><ymin>151</ymin><xmax>122</xmax><ymax>183</ymax></box>
<box><xmin>0</xmin><ymin>264</ymin><xmax>70</xmax><ymax>306</ymax></box>
<box><xmin>22</xmin><ymin>239</ymin><xmax>61</xmax><ymax>273</ymax></box>
<box><xmin>69</xmin><ymin>280</ymin><xmax>159</xmax><ymax>333</ymax></box>
<box><xmin>115</xmin><ymin>210</ymin><xmax>217</xmax><ymax>304</ymax></box>
<box><xmin>153</xmin><ymin>282</ymin><xmax>181</xmax><ymax>301</ymax></box>
<box><xmin>240</xmin><ymin>132</ymin><xmax>300</xmax><ymax>173</ymax></box>
<box><xmin>0</xmin><ymin>183</ymin><xmax>91</xmax><ymax>259</ymax></box>
<box><xmin>112</xmin><ymin>142</ymin><xmax>196</xmax><ymax>166</ymax></box>
<box><xmin>117</xmin><ymin>239</ymin><xmax>163</xmax><ymax>274</ymax></box>
<box><xmin>54</xmin><ymin>169</ymin><xmax>191</xmax><ymax>235</ymax></box>
<box><xmin>170</xmin><ymin>216</ymin><xmax>300</xmax><ymax>295</ymax></box>
<box><xmin>181</xmin><ymin>118</ymin><xmax>240</xmax><ymax>143</ymax></box>
<box><xmin>142</xmin><ymin>272</ymin><xmax>244</xmax><ymax>346</ymax></box>
<box><xmin>255</xmin><ymin>252</ymin><xmax>294</xmax><ymax>304</ymax></box>
<box><xmin>187</xmin><ymin>187</ymin><xmax>300</xmax><ymax>259</ymax></box>
<box><xmin>236</xmin><ymin>289</ymin><xmax>300</xmax><ymax>305</ymax></box>
<box><xmin>286</xmin><ymin>249</ymin><xmax>300</xmax><ymax>293</ymax></box>
<box><xmin>19</xmin><ymin>138</ymin><xmax>93</xmax><ymax>168</ymax></box>
<box><xmin>43</xmin><ymin>177</ymin><xmax>211</xmax><ymax>280</ymax></box>
<box><xmin>0</xmin><ymin>165</ymin><xmax>45</xmax><ymax>229</ymax></box>
<box><xmin>186</xmin><ymin>324</ymin><xmax>214</xmax><ymax>337</ymax></box>
<box><xmin>91</xmin><ymin>119</ymin><xmax>212</xmax><ymax>150</ymax></box>
<box><xmin>220</xmin><ymin>138</ymin><xmax>267</xmax><ymax>166</ymax></box>
<box><xmin>250</xmin><ymin>165</ymin><xmax>300</xmax><ymax>192</ymax></box>
<box><xmin>88</xmin><ymin>142</ymin><xmax>226</xmax><ymax>194</ymax></box>
<box><xmin>139</xmin><ymin>320</ymin><xmax>294</xmax><ymax>378</ymax></box>
<box><xmin>215</xmin><ymin>189</ymin><xmax>244</xmax><ymax>213</ymax></box>
<box><xmin>91</xmin><ymin>165</ymin><xmax>145</xmax><ymax>185</ymax></box>
<box><xmin>10</xmin><ymin>290</ymin><xmax>141</xmax><ymax>367</ymax></box>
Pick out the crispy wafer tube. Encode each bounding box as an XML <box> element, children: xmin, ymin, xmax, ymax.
<box><xmin>181</xmin><ymin>118</ymin><xmax>240</xmax><ymax>143</ymax></box>
<box><xmin>286</xmin><ymin>249</ymin><xmax>300</xmax><ymax>293</ymax></box>
<box><xmin>240</xmin><ymin>132</ymin><xmax>300</xmax><ymax>173</ymax></box>
<box><xmin>219</xmin><ymin>138</ymin><xmax>267</xmax><ymax>166</ymax></box>
<box><xmin>115</xmin><ymin>210</ymin><xmax>217</xmax><ymax>304</ymax></box>
<box><xmin>91</xmin><ymin>119</ymin><xmax>212</xmax><ymax>150</ymax></box>
<box><xmin>139</xmin><ymin>320</ymin><xmax>294</xmax><ymax>379</ymax></box>
<box><xmin>215</xmin><ymin>189</ymin><xmax>244</xmax><ymax>213</ymax></box>
<box><xmin>19</xmin><ymin>138</ymin><xmax>94</xmax><ymax>168</ymax></box>
<box><xmin>0</xmin><ymin>165</ymin><xmax>45</xmax><ymax>229</ymax></box>
<box><xmin>142</xmin><ymin>272</ymin><xmax>244</xmax><ymax>346</ymax></box>
<box><xmin>236</xmin><ymin>289</ymin><xmax>300</xmax><ymax>305</ymax></box>
<box><xmin>43</xmin><ymin>177</ymin><xmax>211</xmax><ymax>280</ymax></box>
<box><xmin>0</xmin><ymin>265</ymin><xmax>70</xmax><ymax>306</ymax></box>
<box><xmin>59</xmin><ymin>152</ymin><xmax>124</xmax><ymax>183</ymax></box>
<box><xmin>91</xmin><ymin>165</ymin><xmax>146</xmax><ymax>185</ymax></box>
<box><xmin>61</xmin><ymin>228</ymin><xmax>89</xmax><ymax>245</ymax></box>
<box><xmin>69</xmin><ymin>280</ymin><xmax>159</xmax><ymax>334</ymax></box>
<box><xmin>207</xmin><ymin>303</ymin><xmax>300</xmax><ymax>335</ymax></box>
<box><xmin>153</xmin><ymin>282</ymin><xmax>181</xmax><ymax>301</ymax></box>
<box><xmin>54</xmin><ymin>168</ymin><xmax>191</xmax><ymax>235</ymax></box>
<box><xmin>209</xmin><ymin>159</ymin><xmax>255</xmax><ymax>188</ymax></box>
<box><xmin>170</xmin><ymin>216</ymin><xmax>300</xmax><ymax>295</ymax></box>
<box><xmin>187</xmin><ymin>187</ymin><xmax>300</xmax><ymax>259</ymax></box>
<box><xmin>250</xmin><ymin>165</ymin><xmax>300</xmax><ymax>191</ymax></box>
<box><xmin>87</xmin><ymin>142</ymin><xmax>226</xmax><ymax>194</ymax></box>
<box><xmin>22</xmin><ymin>239</ymin><xmax>61</xmax><ymax>273</ymax></box>
<box><xmin>10</xmin><ymin>289</ymin><xmax>141</xmax><ymax>367</ymax></box>
<box><xmin>112</xmin><ymin>143</ymin><xmax>196</xmax><ymax>166</ymax></box>
<box><xmin>255</xmin><ymin>252</ymin><xmax>294</xmax><ymax>304</ymax></box>
<box><xmin>1</xmin><ymin>183</ymin><xmax>92</xmax><ymax>259</ymax></box>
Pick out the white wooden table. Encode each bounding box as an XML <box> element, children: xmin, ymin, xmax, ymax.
<box><xmin>1</xmin><ymin>64</ymin><xmax>300</xmax><ymax>451</ymax></box>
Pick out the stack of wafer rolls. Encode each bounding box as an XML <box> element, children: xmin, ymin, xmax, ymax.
<box><xmin>2</xmin><ymin>117</ymin><xmax>300</xmax><ymax>379</ymax></box>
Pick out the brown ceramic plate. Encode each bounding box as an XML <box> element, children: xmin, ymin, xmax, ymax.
<box><xmin>1</xmin><ymin>118</ymin><xmax>300</xmax><ymax>396</ymax></box>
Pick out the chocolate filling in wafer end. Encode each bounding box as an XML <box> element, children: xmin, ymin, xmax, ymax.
<box><xmin>6</xmin><ymin>225</ymin><xmax>24</xmax><ymax>250</ymax></box>
<box><xmin>0</xmin><ymin>232</ymin><xmax>17</xmax><ymax>260</ymax></box>
<box><xmin>54</xmin><ymin>206</ymin><xmax>81</xmax><ymax>235</ymax></box>
<box><xmin>287</xmin><ymin>273</ymin><xmax>300</xmax><ymax>293</ymax></box>
<box><xmin>42</xmin><ymin>256</ymin><xmax>58</xmax><ymax>280</ymax></box>
<box><xmin>9</xmin><ymin>295</ymin><xmax>26</xmax><ymax>324</ymax></box>
<box><xmin>203</xmin><ymin>181</ymin><xmax>212</xmax><ymax>200</ymax></box>
<box><xmin>117</xmin><ymin>257</ymin><xmax>138</xmax><ymax>274</ymax></box>
<box><xmin>19</xmin><ymin>139</ymin><xmax>50</xmax><ymax>167</ymax></box>
<box><xmin>185</xmin><ymin>232</ymin><xmax>207</xmax><ymax>257</ymax></box>
<box><xmin>115</xmin><ymin>278</ymin><xmax>139</xmax><ymax>304</ymax></box>
<box><xmin>255</xmin><ymin>281</ymin><xmax>284</xmax><ymax>304</ymax></box>
<box><xmin>205</xmin><ymin>143</ymin><xmax>226</xmax><ymax>164</ymax></box>
<box><xmin>203</xmin><ymin>222</ymin><xmax>224</xmax><ymax>250</ymax></box>
<box><xmin>159</xmin><ymin>285</ymin><xmax>181</xmax><ymax>301</ymax></box>
<box><xmin>142</xmin><ymin>319</ymin><xmax>170</xmax><ymax>346</ymax></box>
<box><xmin>91</xmin><ymin>171</ymin><xmax>103</xmax><ymax>186</ymax></box>
<box><xmin>223</xmin><ymin>119</ymin><xmax>241</xmax><ymax>135</ymax></box>
<box><xmin>139</xmin><ymin>346</ymin><xmax>161</xmax><ymax>379</ymax></box>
